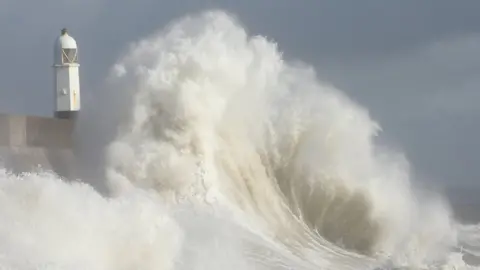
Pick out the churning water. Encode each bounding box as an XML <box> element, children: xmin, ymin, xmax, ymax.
<box><xmin>0</xmin><ymin>10</ymin><xmax>479</xmax><ymax>269</ymax></box>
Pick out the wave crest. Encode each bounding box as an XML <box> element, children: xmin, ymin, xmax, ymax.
<box><xmin>103</xmin><ymin>10</ymin><xmax>458</xmax><ymax>266</ymax></box>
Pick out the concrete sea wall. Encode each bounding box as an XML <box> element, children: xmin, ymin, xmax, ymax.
<box><xmin>0</xmin><ymin>113</ymin><xmax>77</xmax><ymax>179</ymax></box>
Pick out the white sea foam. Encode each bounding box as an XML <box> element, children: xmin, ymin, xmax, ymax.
<box><xmin>0</xmin><ymin>10</ymin><xmax>478</xmax><ymax>270</ymax></box>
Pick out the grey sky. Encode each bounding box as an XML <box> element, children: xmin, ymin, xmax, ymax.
<box><xmin>0</xmin><ymin>0</ymin><xmax>479</xmax><ymax>188</ymax></box>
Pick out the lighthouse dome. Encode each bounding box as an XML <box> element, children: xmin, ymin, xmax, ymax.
<box><xmin>54</xmin><ymin>28</ymin><xmax>79</xmax><ymax>65</ymax></box>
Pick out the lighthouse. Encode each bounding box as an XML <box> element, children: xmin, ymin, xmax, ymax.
<box><xmin>53</xmin><ymin>28</ymin><xmax>80</xmax><ymax>119</ymax></box>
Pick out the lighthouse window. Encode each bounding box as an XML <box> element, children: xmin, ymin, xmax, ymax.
<box><xmin>62</xmin><ymin>48</ymin><xmax>78</xmax><ymax>63</ymax></box>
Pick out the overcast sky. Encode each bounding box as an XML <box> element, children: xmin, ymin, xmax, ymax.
<box><xmin>0</xmin><ymin>0</ymin><xmax>479</xmax><ymax>188</ymax></box>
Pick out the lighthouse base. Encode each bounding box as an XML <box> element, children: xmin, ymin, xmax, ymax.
<box><xmin>55</xmin><ymin>111</ymin><xmax>78</xmax><ymax>120</ymax></box>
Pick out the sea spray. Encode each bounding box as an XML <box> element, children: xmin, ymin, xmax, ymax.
<box><xmin>105</xmin><ymin>10</ymin><xmax>458</xmax><ymax>266</ymax></box>
<box><xmin>0</xmin><ymin>169</ymin><xmax>183</xmax><ymax>270</ymax></box>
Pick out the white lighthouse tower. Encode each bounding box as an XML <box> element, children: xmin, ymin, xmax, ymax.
<box><xmin>53</xmin><ymin>28</ymin><xmax>80</xmax><ymax>119</ymax></box>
